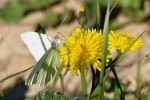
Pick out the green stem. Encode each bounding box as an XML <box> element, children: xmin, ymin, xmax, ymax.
<box><xmin>136</xmin><ymin>51</ymin><xmax>141</xmax><ymax>98</ymax></box>
<box><xmin>52</xmin><ymin>65</ymin><xmax>63</xmax><ymax>91</ymax></box>
<box><xmin>0</xmin><ymin>66</ymin><xmax>34</xmax><ymax>83</ymax></box>
<box><xmin>80</xmin><ymin>67</ymin><xmax>88</xmax><ymax>100</ymax></box>
<box><xmin>90</xmin><ymin>65</ymin><xmax>96</xmax><ymax>94</ymax></box>
<box><xmin>111</xmin><ymin>68</ymin><xmax>125</xmax><ymax>100</ymax></box>
<box><xmin>60</xmin><ymin>74</ymin><xmax>64</xmax><ymax>93</ymax></box>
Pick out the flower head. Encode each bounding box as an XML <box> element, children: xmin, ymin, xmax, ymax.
<box><xmin>108</xmin><ymin>31</ymin><xmax>143</xmax><ymax>53</ymax></box>
<box><xmin>59</xmin><ymin>28</ymin><xmax>106</xmax><ymax>74</ymax></box>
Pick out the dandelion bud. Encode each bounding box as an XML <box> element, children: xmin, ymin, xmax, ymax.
<box><xmin>80</xmin><ymin>5</ymin><xmax>85</xmax><ymax>12</ymax></box>
<box><xmin>78</xmin><ymin>5</ymin><xmax>87</xmax><ymax>27</ymax></box>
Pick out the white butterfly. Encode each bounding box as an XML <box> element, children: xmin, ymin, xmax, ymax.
<box><xmin>21</xmin><ymin>32</ymin><xmax>63</xmax><ymax>87</ymax></box>
<box><xmin>21</xmin><ymin>32</ymin><xmax>52</xmax><ymax>61</ymax></box>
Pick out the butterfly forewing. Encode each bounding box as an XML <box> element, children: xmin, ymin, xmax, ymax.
<box><xmin>21</xmin><ymin>32</ymin><xmax>52</xmax><ymax>61</ymax></box>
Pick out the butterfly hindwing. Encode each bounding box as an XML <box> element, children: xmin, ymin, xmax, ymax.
<box><xmin>37</xmin><ymin>48</ymin><xmax>60</xmax><ymax>86</ymax></box>
<box><xmin>25</xmin><ymin>47</ymin><xmax>61</xmax><ymax>87</ymax></box>
<box><xmin>25</xmin><ymin>49</ymin><xmax>50</xmax><ymax>85</ymax></box>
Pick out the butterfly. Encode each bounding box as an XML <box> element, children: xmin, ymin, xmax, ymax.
<box><xmin>21</xmin><ymin>31</ymin><xmax>63</xmax><ymax>87</ymax></box>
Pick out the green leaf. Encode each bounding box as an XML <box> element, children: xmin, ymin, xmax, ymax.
<box><xmin>26</xmin><ymin>89</ymin><xmax>70</xmax><ymax>100</ymax></box>
<box><xmin>0</xmin><ymin>0</ymin><xmax>60</xmax><ymax>22</ymax></box>
<box><xmin>115</xmin><ymin>31</ymin><xmax>145</xmax><ymax>66</ymax></box>
<box><xmin>111</xmin><ymin>68</ymin><xmax>125</xmax><ymax>100</ymax></box>
<box><xmin>25</xmin><ymin>47</ymin><xmax>60</xmax><ymax>87</ymax></box>
<box><xmin>104</xmin><ymin>31</ymin><xmax>145</xmax><ymax>82</ymax></box>
<box><xmin>0</xmin><ymin>1</ymin><xmax>27</xmax><ymax>22</ymax></box>
<box><xmin>113</xmin><ymin>86</ymin><xmax>120</xmax><ymax>100</ymax></box>
<box><xmin>26</xmin><ymin>0</ymin><xmax>60</xmax><ymax>11</ymax></box>
<box><xmin>99</xmin><ymin>2</ymin><xmax>110</xmax><ymax>99</ymax></box>
<box><xmin>119</xmin><ymin>0</ymin><xmax>145</xmax><ymax>21</ymax></box>
<box><xmin>90</xmin><ymin>85</ymin><xmax>100</xmax><ymax>100</ymax></box>
<box><xmin>40</xmin><ymin>10</ymin><xmax>59</xmax><ymax>28</ymax></box>
<box><xmin>146</xmin><ymin>90</ymin><xmax>150</xmax><ymax>100</ymax></box>
<box><xmin>90</xmin><ymin>68</ymin><xmax>100</xmax><ymax>94</ymax></box>
<box><xmin>0</xmin><ymin>90</ymin><xmax>4</xmax><ymax>100</ymax></box>
<box><xmin>103</xmin><ymin>31</ymin><xmax>145</xmax><ymax>99</ymax></box>
<box><xmin>25</xmin><ymin>89</ymin><xmax>69</xmax><ymax>100</ymax></box>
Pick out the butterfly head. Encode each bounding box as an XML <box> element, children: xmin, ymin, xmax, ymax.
<box><xmin>51</xmin><ymin>36</ymin><xmax>63</xmax><ymax>49</ymax></box>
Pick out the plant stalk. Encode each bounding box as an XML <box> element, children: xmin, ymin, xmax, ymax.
<box><xmin>52</xmin><ymin>65</ymin><xmax>63</xmax><ymax>91</ymax></box>
<box><xmin>80</xmin><ymin>67</ymin><xmax>88</xmax><ymax>100</ymax></box>
<box><xmin>99</xmin><ymin>2</ymin><xmax>110</xmax><ymax>100</ymax></box>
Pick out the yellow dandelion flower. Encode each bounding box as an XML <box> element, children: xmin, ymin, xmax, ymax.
<box><xmin>59</xmin><ymin>28</ymin><xmax>106</xmax><ymax>74</ymax></box>
<box><xmin>108</xmin><ymin>31</ymin><xmax>143</xmax><ymax>53</ymax></box>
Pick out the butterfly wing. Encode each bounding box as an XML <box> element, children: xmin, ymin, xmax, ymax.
<box><xmin>25</xmin><ymin>47</ymin><xmax>60</xmax><ymax>87</ymax></box>
<box><xmin>21</xmin><ymin>32</ymin><xmax>52</xmax><ymax>61</ymax></box>
<box><xmin>37</xmin><ymin>48</ymin><xmax>60</xmax><ymax>86</ymax></box>
<box><xmin>22</xmin><ymin>33</ymin><xmax>63</xmax><ymax>87</ymax></box>
<box><xmin>25</xmin><ymin>49</ymin><xmax>49</xmax><ymax>85</ymax></box>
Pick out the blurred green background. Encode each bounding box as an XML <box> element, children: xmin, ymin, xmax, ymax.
<box><xmin>0</xmin><ymin>0</ymin><xmax>149</xmax><ymax>29</ymax></box>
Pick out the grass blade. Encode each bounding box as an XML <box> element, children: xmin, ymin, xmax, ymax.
<box><xmin>99</xmin><ymin>2</ymin><xmax>110</xmax><ymax>100</ymax></box>
<box><xmin>0</xmin><ymin>66</ymin><xmax>33</xmax><ymax>83</ymax></box>
<box><xmin>111</xmin><ymin>68</ymin><xmax>125</xmax><ymax>100</ymax></box>
<box><xmin>104</xmin><ymin>30</ymin><xmax>145</xmax><ymax>82</ymax></box>
<box><xmin>115</xmin><ymin>31</ymin><xmax>145</xmax><ymax>66</ymax></box>
<box><xmin>146</xmin><ymin>90</ymin><xmax>150</xmax><ymax>100</ymax></box>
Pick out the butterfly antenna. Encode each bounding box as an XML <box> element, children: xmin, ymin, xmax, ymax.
<box><xmin>57</xmin><ymin>32</ymin><xmax>65</xmax><ymax>38</ymax></box>
<box><xmin>56</xmin><ymin>14</ymin><xmax>68</xmax><ymax>36</ymax></box>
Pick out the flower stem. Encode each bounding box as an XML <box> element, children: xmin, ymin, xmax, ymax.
<box><xmin>60</xmin><ymin>74</ymin><xmax>64</xmax><ymax>93</ymax></box>
<box><xmin>136</xmin><ymin>51</ymin><xmax>142</xmax><ymax>98</ymax></box>
<box><xmin>80</xmin><ymin>67</ymin><xmax>88</xmax><ymax>100</ymax></box>
<box><xmin>52</xmin><ymin>64</ymin><xmax>63</xmax><ymax>91</ymax></box>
